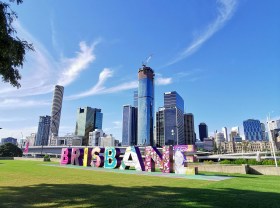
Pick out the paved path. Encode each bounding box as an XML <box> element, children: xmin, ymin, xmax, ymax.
<box><xmin>45</xmin><ymin>164</ymin><xmax>233</xmax><ymax>181</ymax></box>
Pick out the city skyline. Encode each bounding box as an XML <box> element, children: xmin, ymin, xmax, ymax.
<box><xmin>0</xmin><ymin>0</ymin><xmax>279</xmax><ymax>141</ymax></box>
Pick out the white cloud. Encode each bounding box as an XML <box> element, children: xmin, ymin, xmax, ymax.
<box><xmin>0</xmin><ymin>98</ymin><xmax>51</xmax><ymax>109</ymax></box>
<box><xmin>0</xmin><ymin>126</ymin><xmax>38</xmax><ymax>139</ymax></box>
<box><xmin>156</xmin><ymin>77</ymin><xmax>172</xmax><ymax>85</ymax></box>
<box><xmin>0</xmin><ymin>21</ymin><xmax>99</xmax><ymax>109</ymax></box>
<box><xmin>57</xmin><ymin>40</ymin><xmax>100</xmax><ymax>86</ymax></box>
<box><xmin>67</xmin><ymin>69</ymin><xmax>173</xmax><ymax>100</ymax></box>
<box><xmin>166</xmin><ymin>0</ymin><xmax>238</xmax><ymax>66</ymax></box>
<box><xmin>112</xmin><ymin>121</ymin><xmax>122</xmax><ymax>129</ymax></box>
<box><xmin>66</xmin><ymin>68</ymin><xmax>115</xmax><ymax>100</ymax></box>
<box><xmin>0</xmin><ymin>117</ymin><xmax>27</xmax><ymax>122</ymax></box>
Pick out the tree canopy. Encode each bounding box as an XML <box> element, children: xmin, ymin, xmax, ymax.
<box><xmin>0</xmin><ymin>0</ymin><xmax>33</xmax><ymax>88</ymax></box>
<box><xmin>0</xmin><ymin>142</ymin><xmax>23</xmax><ymax>157</ymax></box>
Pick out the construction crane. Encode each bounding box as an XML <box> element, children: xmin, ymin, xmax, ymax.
<box><xmin>142</xmin><ymin>54</ymin><xmax>153</xmax><ymax>66</ymax></box>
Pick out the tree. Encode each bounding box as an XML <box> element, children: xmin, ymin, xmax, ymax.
<box><xmin>0</xmin><ymin>143</ymin><xmax>23</xmax><ymax>157</ymax></box>
<box><xmin>0</xmin><ymin>0</ymin><xmax>33</xmax><ymax>88</ymax></box>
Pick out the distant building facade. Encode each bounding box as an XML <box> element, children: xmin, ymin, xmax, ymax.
<box><xmin>54</xmin><ymin>134</ymin><xmax>83</xmax><ymax>146</ymax></box>
<box><xmin>75</xmin><ymin>107</ymin><xmax>103</xmax><ymax>146</ymax></box>
<box><xmin>243</xmin><ymin>119</ymin><xmax>264</xmax><ymax>141</ymax></box>
<box><xmin>215</xmin><ymin>132</ymin><xmax>225</xmax><ymax>148</ymax></box>
<box><xmin>1</xmin><ymin>137</ymin><xmax>17</xmax><ymax>145</ymax></box>
<box><xmin>268</xmin><ymin>119</ymin><xmax>280</xmax><ymax>142</ymax></box>
<box><xmin>122</xmin><ymin>105</ymin><xmax>137</xmax><ymax>146</ymax></box>
<box><xmin>89</xmin><ymin>129</ymin><xmax>104</xmax><ymax>146</ymax></box>
<box><xmin>100</xmin><ymin>134</ymin><xmax>115</xmax><ymax>147</ymax></box>
<box><xmin>230</xmin><ymin>126</ymin><xmax>240</xmax><ymax>141</ymax></box>
<box><xmin>35</xmin><ymin>116</ymin><xmax>51</xmax><ymax>146</ymax></box>
<box><xmin>184</xmin><ymin>113</ymin><xmax>195</xmax><ymax>145</ymax></box>
<box><xmin>199</xmin><ymin>123</ymin><xmax>208</xmax><ymax>141</ymax></box>
<box><xmin>26</xmin><ymin>133</ymin><xmax>36</xmax><ymax>146</ymax></box>
<box><xmin>221</xmin><ymin>141</ymin><xmax>275</xmax><ymax>153</ymax></box>
<box><xmin>156</xmin><ymin>108</ymin><xmax>165</xmax><ymax>147</ymax></box>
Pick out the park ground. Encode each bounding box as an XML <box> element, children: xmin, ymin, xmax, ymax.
<box><xmin>0</xmin><ymin>160</ymin><xmax>280</xmax><ymax>208</ymax></box>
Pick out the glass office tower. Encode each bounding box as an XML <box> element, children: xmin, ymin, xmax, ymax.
<box><xmin>122</xmin><ymin>105</ymin><xmax>137</xmax><ymax>146</ymax></box>
<box><xmin>243</xmin><ymin>119</ymin><xmax>263</xmax><ymax>141</ymax></box>
<box><xmin>75</xmin><ymin>107</ymin><xmax>103</xmax><ymax>145</ymax></box>
<box><xmin>35</xmin><ymin>115</ymin><xmax>51</xmax><ymax>146</ymax></box>
<box><xmin>163</xmin><ymin>91</ymin><xmax>185</xmax><ymax>145</ymax></box>
<box><xmin>199</xmin><ymin>123</ymin><xmax>208</xmax><ymax>141</ymax></box>
<box><xmin>137</xmin><ymin>65</ymin><xmax>155</xmax><ymax>146</ymax></box>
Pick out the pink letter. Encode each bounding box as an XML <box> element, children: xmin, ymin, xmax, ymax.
<box><xmin>60</xmin><ymin>148</ymin><xmax>71</xmax><ymax>165</ymax></box>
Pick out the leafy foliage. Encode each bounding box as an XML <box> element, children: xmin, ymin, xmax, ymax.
<box><xmin>219</xmin><ymin>159</ymin><xmax>280</xmax><ymax>166</ymax></box>
<box><xmin>0</xmin><ymin>0</ymin><xmax>33</xmax><ymax>88</ymax></box>
<box><xmin>43</xmin><ymin>154</ymin><xmax>51</xmax><ymax>162</ymax></box>
<box><xmin>0</xmin><ymin>142</ymin><xmax>22</xmax><ymax>157</ymax></box>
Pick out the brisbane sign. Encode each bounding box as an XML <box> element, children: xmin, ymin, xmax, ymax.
<box><xmin>60</xmin><ymin>145</ymin><xmax>197</xmax><ymax>174</ymax></box>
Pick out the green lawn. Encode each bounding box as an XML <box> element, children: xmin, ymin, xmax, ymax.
<box><xmin>0</xmin><ymin>160</ymin><xmax>280</xmax><ymax>208</ymax></box>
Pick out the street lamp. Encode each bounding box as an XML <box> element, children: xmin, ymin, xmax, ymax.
<box><xmin>171</xmin><ymin>129</ymin><xmax>175</xmax><ymax>145</ymax></box>
<box><xmin>267</xmin><ymin>114</ymin><xmax>278</xmax><ymax>168</ymax></box>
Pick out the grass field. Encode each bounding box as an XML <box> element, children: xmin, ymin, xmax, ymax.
<box><xmin>0</xmin><ymin>160</ymin><xmax>280</xmax><ymax>208</ymax></box>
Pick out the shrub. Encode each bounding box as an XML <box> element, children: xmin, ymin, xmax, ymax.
<box><xmin>0</xmin><ymin>143</ymin><xmax>22</xmax><ymax>157</ymax></box>
<box><xmin>261</xmin><ymin>160</ymin><xmax>275</xmax><ymax>166</ymax></box>
<box><xmin>43</xmin><ymin>154</ymin><xmax>51</xmax><ymax>162</ymax></box>
<box><xmin>233</xmin><ymin>159</ymin><xmax>247</xmax><ymax>164</ymax></box>
<box><xmin>204</xmin><ymin>160</ymin><xmax>214</xmax><ymax>164</ymax></box>
<box><xmin>220</xmin><ymin>160</ymin><xmax>232</xmax><ymax>164</ymax></box>
<box><xmin>247</xmin><ymin>159</ymin><xmax>262</xmax><ymax>165</ymax></box>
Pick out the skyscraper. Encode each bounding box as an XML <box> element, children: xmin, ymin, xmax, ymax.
<box><xmin>222</xmin><ymin>127</ymin><xmax>228</xmax><ymax>142</ymax></box>
<box><xmin>243</xmin><ymin>119</ymin><xmax>263</xmax><ymax>141</ymax></box>
<box><xmin>50</xmin><ymin>85</ymin><xmax>64</xmax><ymax>137</ymax></box>
<box><xmin>156</xmin><ymin>108</ymin><xmax>165</xmax><ymax>147</ymax></box>
<box><xmin>137</xmin><ymin>65</ymin><xmax>154</xmax><ymax>146</ymax></box>
<box><xmin>165</xmin><ymin>91</ymin><xmax>184</xmax><ymax>145</ymax></box>
<box><xmin>156</xmin><ymin>91</ymin><xmax>185</xmax><ymax>146</ymax></box>
<box><xmin>122</xmin><ymin>105</ymin><xmax>137</xmax><ymax>146</ymax></box>
<box><xmin>75</xmin><ymin>107</ymin><xmax>103</xmax><ymax>145</ymax></box>
<box><xmin>199</xmin><ymin>123</ymin><xmax>208</xmax><ymax>141</ymax></box>
<box><xmin>35</xmin><ymin>116</ymin><xmax>51</xmax><ymax>146</ymax></box>
<box><xmin>184</xmin><ymin>113</ymin><xmax>195</xmax><ymax>144</ymax></box>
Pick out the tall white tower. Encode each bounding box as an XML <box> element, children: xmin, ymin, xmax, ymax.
<box><xmin>222</xmin><ymin>127</ymin><xmax>228</xmax><ymax>142</ymax></box>
<box><xmin>49</xmin><ymin>85</ymin><xmax>64</xmax><ymax>144</ymax></box>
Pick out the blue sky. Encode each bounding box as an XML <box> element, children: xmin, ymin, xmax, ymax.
<box><xmin>0</xmin><ymin>0</ymin><xmax>279</xmax><ymax>141</ymax></box>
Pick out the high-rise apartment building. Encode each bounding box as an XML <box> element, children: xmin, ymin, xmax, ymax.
<box><xmin>75</xmin><ymin>107</ymin><xmax>103</xmax><ymax>145</ymax></box>
<box><xmin>164</xmin><ymin>91</ymin><xmax>185</xmax><ymax>145</ymax></box>
<box><xmin>122</xmin><ymin>105</ymin><xmax>137</xmax><ymax>146</ymax></box>
<box><xmin>229</xmin><ymin>126</ymin><xmax>240</xmax><ymax>141</ymax></box>
<box><xmin>156</xmin><ymin>91</ymin><xmax>185</xmax><ymax>146</ymax></box>
<box><xmin>243</xmin><ymin>119</ymin><xmax>264</xmax><ymax>141</ymax></box>
<box><xmin>137</xmin><ymin>65</ymin><xmax>154</xmax><ymax>146</ymax></box>
<box><xmin>50</xmin><ymin>85</ymin><xmax>64</xmax><ymax>137</ymax></box>
<box><xmin>184</xmin><ymin>113</ymin><xmax>195</xmax><ymax>145</ymax></box>
<box><xmin>222</xmin><ymin>127</ymin><xmax>228</xmax><ymax>142</ymax></box>
<box><xmin>35</xmin><ymin>116</ymin><xmax>51</xmax><ymax>146</ymax></box>
<box><xmin>89</xmin><ymin>129</ymin><xmax>104</xmax><ymax>146</ymax></box>
<box><xmin>199</xmin><ymin>123</ymin><xmax>208</xmax><ymax>141</ymax></box>
<box><xmin>267</xmin><ymin>119</ymin><xmax>280</xmax><ymax>141</ymax></box>
<box><xmin>156</xmin><ymin>108</ymin><xmax>165</xmax><ymax>147</ymax></box>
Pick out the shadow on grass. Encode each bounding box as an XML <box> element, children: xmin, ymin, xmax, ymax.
<box><xmin>0</xmin><ymin>184</ymin><xmax>279</xmax><ymax>208</ymax></box>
